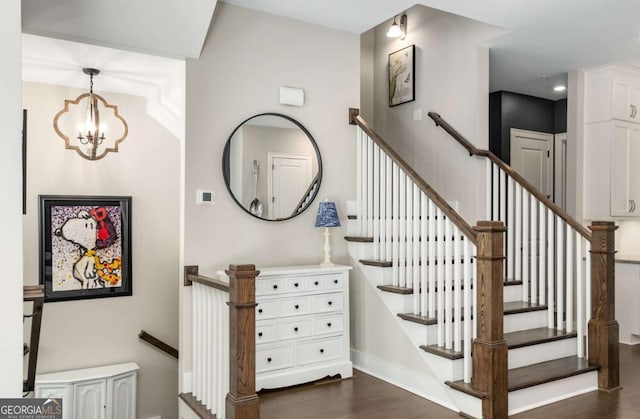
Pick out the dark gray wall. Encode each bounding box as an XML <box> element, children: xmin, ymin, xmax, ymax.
<box><xmin>489</xmin><ymin>91</ymin><xmax>567</xmax><ymax>164</ymax></box>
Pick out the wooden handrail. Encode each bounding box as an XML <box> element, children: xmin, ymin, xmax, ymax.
<box><xmin>138</xmin><ymin>330</ymin><xmax>179</xmax><ymax>359</ymax></box>
<box><xmin>23</xmin><ymin>285</ymin><xmax>44</xmax><ymax>393</ymax></box>
<box><xmin>428</xmin><ymin>111</ymin><xmax>592</xmax><ymax>240</ymax></box>
<box><xmin>184</xmin><ymin>265</ymin><xmax>230</xmax><ymax>292</ymax></box>
<box><xmin>350</xmin><ymin>110</ymin><xmax>477</xmax><ymax>244</ymax></box>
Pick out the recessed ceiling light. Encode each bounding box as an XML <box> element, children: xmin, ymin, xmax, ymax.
<box><xmin>554</xmin><ymin>85</ymin><xmax>567</xmax><ymax>92</ymax></box>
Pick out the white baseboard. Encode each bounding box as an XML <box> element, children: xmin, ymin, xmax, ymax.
<box><xmin>350</xmin><ymin>349</ymin><xmax>459</xmax><ymax>413</ymax></box>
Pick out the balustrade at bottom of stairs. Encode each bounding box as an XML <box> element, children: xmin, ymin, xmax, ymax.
<box><xmin>344</xmin><ymin>213</ymin><xmax>600</xmax><ymax>418</ymax></box>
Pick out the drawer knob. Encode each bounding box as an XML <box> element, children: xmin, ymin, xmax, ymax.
<box><xmin>334</xmin><ymin>279</ymin><xmax>339</xmax><ymax>284</ymax></box>
<box><xmin>314</xmin><ymin>281</ymin><xmax>319</xmax><ymax>286</ymax></box>
<box><xmin>320</xmin><ymin>349</ymin><xmax>324</xmax><ymax>354</ymax></box>
<box><xmin>258</xmin><ymin>332</ymin><xmax>263</xmax><ymax>337</ymax></box>
<box><xmin>258</xmin><ymin>308</ymin><xmax>263</xmax><ymax>313</ymax></box>
<box><xmin>267</xmin><ymin>357</ymin><xmax>272</xmax><ymax>363</ymax></box>
<box><xmin>327</xmin><ymin>322</ymin><xmax>332</xmax><ymax>327</ymax></box>
<box><xmin>294</xmin><ymin>282</ymin><xmax>299</xmax><ymax>287</ymax></box>
<box><xmin>294</xmin><ymin>327</ymin><xmax>299</xmax><ymax>332</ymax></box>
<box><xmin>294</xmin><ymin>304</ymin><xmax>300</xmax><ymax>309</ymax></box>
<box><xmin>273</xmin><ymin>284</ymin><xmax>278</xmax><ymax>289</ymax></box>
<box><xmin>328</xmin><ymin>301</ymin><xmax>333</xmax><ymax>306</ymax></box>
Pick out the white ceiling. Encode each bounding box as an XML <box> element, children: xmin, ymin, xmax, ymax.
<box><xmin>20</xmin><ymin>0</ymin><xmax>640</xmax><ymax>103</ymax></box>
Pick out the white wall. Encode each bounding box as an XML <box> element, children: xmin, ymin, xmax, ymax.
<box><xmin>22</xmin><ymin>82</ymin><xmax>180</xmax><ymax>419</ymax></box>
<box><xmin>365</xmin><ymin>4</ymin><xmax>506</xmax><ymax>223</ymax></box>
<box><xmin>182</xmin><ymin>2</ymin><xmax>359</xmax><ymax>387</ymax></box>
<box><xmin>0</xmin><ymin>0</ymin><xmax>23</xmax><ymax>397</ymax></box>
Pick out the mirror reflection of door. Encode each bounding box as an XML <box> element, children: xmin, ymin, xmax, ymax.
<box><xmin>267</xmin><ymin>153</ymin><xmax>312</xmax><ymax>219</ymax></box>
<box><xmin>510</xmin><ymin>128</ymin><xmax>553</xmax><ymax>198</ymax></box>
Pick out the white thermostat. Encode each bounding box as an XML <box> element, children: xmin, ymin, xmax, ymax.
<box><xmin>196</xmin><ymin>189</ymin><xmax>215</xmax><ymax>205</ymax></box>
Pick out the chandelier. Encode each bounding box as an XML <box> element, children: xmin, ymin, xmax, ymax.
<box><xmin>53</xmin><ymin>68</ymin><xmax>128</xmax><ymax>161</ymax></box>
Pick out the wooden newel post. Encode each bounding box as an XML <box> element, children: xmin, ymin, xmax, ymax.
<box><xmin>588</xmin><ymin>221</ymin><xmax>620</xmax><ymax>392</ymax></box>
<box><xmin>225</xmin><ymin>264</ymin><xmax>260</xmax><ymax>419</ymax></box>
<box><xmin>473</xmin><ymin>221</ymin><xmax>508</xmax><ymax>419</ymax></box>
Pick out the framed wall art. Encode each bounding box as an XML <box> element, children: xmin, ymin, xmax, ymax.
<box><xmin>389</xmin><ymin>44</ymin><xmax>415</xmax><ymax>107</ymax></box>
<box><xmin>39</xmin><ymin>195</ymin><xmax>132</xmax><ymax>302</ymax></box>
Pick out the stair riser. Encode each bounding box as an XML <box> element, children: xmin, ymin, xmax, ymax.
<box><xmin>505</xmin><ymin>310</ymin><xmax>547</xmax><ymax>333</ymax></box>
<box><xmin>504</xmin><ymin>284</ymin><xmax>522</xmax><ymax>302</ymax></box>
<box><xmin>508</xmin><ymin>338</ymin><xmax>578</xmax><ymax>369</ymax></box>
<box><xmin>508</xmin><ymin>371</ymin><xmax>598</xmax><ymax>416</ymax></box>
<box><xmin>420</xmin><ymin>352</ymin><xmax>463</xmax><ymax>382</ymax></box>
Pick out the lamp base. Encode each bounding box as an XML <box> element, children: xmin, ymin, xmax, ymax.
<box><xmin>320</xmin><ymin>227</ymin><xmax>334</xmax><ymax>267</ymax></box>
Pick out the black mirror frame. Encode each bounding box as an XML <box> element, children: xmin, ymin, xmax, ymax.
<box><xmin>222</xmin><ymin>113</ymin><xmax>323</xmax><ymax>221</ymax></box>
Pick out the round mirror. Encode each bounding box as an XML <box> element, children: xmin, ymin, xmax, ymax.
<box><xmin>222</xmin><ymin>113</ymin><xmax>322</xmax><ymax>221</ymax></box>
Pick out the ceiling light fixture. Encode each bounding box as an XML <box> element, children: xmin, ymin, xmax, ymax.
<box><xmin>554</xmin><ymin>85</ymin><xmax>567</xmax><ymax>92</ymax></box>
<box><xmin>386</xmin><ymin>14</ymin><xmax>407</xmax><ymax>40</ymax></box>
<box><xmin>53</xmin><ymin>68</ymin><xmax>128</xmax><ymax>161</ymax></box>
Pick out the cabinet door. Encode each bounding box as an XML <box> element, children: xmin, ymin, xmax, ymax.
<box><xmin>629</xmin><ymin>126</ymin><xmax>640</xmax><ymax>213</ymax></box>
<box><xmin>107</xmin><ymin>372</ymin><xmax>137</xmax><ymax>419</ymax></box>
<box><xmin>35</xmin><ymin>384</ymin><xmax>72</xmax><ymax>419</ymax></box>
<box><xmin>612</xmin><ymin>80</ymin><xmax>640</xmax><ymax>123</ymax></box>
<box><xmin>74</xmin><ymin>379</ymin><xmax>106</xmax><ymax>419</ymax></box>
<box><xmin>611</xmin><ymin>123</ymin><xmax>640</xmax><ymax>216</ymax></box>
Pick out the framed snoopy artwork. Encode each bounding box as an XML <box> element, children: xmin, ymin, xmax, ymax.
<box><xmin>39</xmin><ymin>195</ymin><xmax>132</xmax><ymax>302</ymax></box>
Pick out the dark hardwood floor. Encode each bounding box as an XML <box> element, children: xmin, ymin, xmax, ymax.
<box><xmin>259</xmin><ymin>344</ymin><xmax>640</xmax><ymax>418</ymax></box>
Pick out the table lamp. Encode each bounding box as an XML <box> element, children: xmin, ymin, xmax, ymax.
<box><xmin>315</xmin><ymin>200</ymin><xmax>341</xmax><ymax>266</ymax></box>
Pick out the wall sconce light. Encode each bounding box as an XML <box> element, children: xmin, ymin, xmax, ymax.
<box><xmin>386</xmin><ymin>14</ymin><xmax>407</xmax><ymax>40</ymax></box>
<box><xmin>53</xmin><ymin>68</ymin><xmax>128</xmax><ymax>161</ymax></box>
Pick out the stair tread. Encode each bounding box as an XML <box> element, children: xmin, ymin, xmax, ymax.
<box><xmin>447</xmin><ymin>356</ymin><xmax>599</xmax><ymax>398</ymax></box>
<box><xmin>504</xmin><ymin>301</ymin><xmax>548</xmax><ymax>314</ymax></box>
<box><xmin>505</xmin><ymin>327</ymin><xmax>577</xmax><ymax>349</ymax></box>
<box><xmin>360</xmin><ymin>258</ymin><xmax>473</xmax><ymax>267</ymax></box>
<box><xmin>344</xmin><ymin>236</ymin><xmax>374</xmax><ymax>243</ymax></box>
<box><xmin>377</xmin><ymin>285</ymin><xmax>413</xmax><ymax>294</ymax></box>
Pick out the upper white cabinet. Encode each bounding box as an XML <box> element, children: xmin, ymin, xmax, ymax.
<box><xmin>583</xmin><ymin>63</ymin><xmax>640</xmax><ymax>219</ymax></box>
<box><xmin>585</xmin><ymin>64</ymin><xmax>640</xmax><ymax>124</ymax></box>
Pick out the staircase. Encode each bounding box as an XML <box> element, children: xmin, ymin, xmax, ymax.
<box><xmin>345</xmin><ymin>109</ymin><xmax>619</xmax><ymax>418</ymax></box>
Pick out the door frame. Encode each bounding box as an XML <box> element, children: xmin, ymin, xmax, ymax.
<box><xmin>267</xmin><ymin>152</ymin><xmax>312</xmax><ymax>219</ymax></box>
<box><xmin>554</xmin><ymin>132</ymin><xmax>567</xmax><ymax>210</ymax></box>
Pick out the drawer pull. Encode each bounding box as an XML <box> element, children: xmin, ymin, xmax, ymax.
<box><xmin>267</xmin><ymin>357</ymin><xmax>272</xmax><ymax>363</ymax></box>
<box><xmin>314</xmin><ymin>281</ymin><xmax>319</xmax><ymax>286</ymax></box>
<box><xmin>327</xmin><ymin>322</ymin><xmax>332</xmax><ymax>327</ymax></box>
<box><xmin>294</xmin><ymin>327</ymin><xmax>299</xmax><ymax>332</ymax></box>
<box><xmin>333</xmin><ymin>279</ymin><xmax>339</xmax><ymax>284</ymax></box>
<box><xmin>295</xmin><ymin>304</ymin><xmax>300</xmax><ymax>310</ymax></box>
<box><xmin>328</xmin><ymin>301</ymin><xmax>333</xmax><ymax>306</ymax></box>
<box><xmin>320</xmin><ymin>349</ymin><xmax>324</xmax><ymax>354</ymax></box>
<box><xmin>273</xmin><ymin>284</ymin><xmax>278</xmax><ymax>290</ymax></box>
<box><xmin>258</xmin><ymin>308</ymin><xmax>263</xmax><ymax>313</ymax></box>
<box><xmin>258</xmin><ymin>332</ymin><xmax>263</xmax><ymax>337</ymax></box>
<box><xmin>294</xmin><ymin>282</ymin><xmax>299</xmax><ymax>287</ymax></box>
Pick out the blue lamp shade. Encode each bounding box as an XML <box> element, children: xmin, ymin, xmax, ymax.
<box><xmin>315</xmin><ymin>201</ymin><xmax>341</xmax><ymax>228</ymax></box>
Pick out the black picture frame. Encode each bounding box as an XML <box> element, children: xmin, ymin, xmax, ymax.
<box><xmin>389</xmin><ymin>44</ymin><xmax>416</xmax><ymax>107</ymax></box>
<box><xmin>39</xmin><ymin>195</ymin><xmax>132</xmax><ymax>302</ymax></box>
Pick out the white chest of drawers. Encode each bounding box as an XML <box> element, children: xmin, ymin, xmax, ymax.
<box><xmin>253</xmin><ymin>265</ymin><xmax>352</xmax><ymax>390</ymax></box>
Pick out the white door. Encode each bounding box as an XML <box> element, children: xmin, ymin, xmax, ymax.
<box><xmin>267</xmin><ymin>153</ymin><xmax>312</xmax><ymax>220</ymax></box>
<box><xmin>554</xmin><ymin>133</ymin><xmax>567</xmax><ymax>210</ymax></box>
<box><xmin>510</xmin><ymin>129</ymin><xmax>553</xmax><ymax>199</ymax></box>
<box><xmin>74</xmin><ymin>379</ymin><xmax>107</xmax><ymax>419</ymax></box>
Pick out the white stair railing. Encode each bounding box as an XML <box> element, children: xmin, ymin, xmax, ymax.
<box><xmin>353</xmin><ymin>115</ymin><xmax>478</xmax><ymax>383</ymax></box>
<box><xmin>191</xmin><ymin>277</ymin><xmax>230</xmax><ymax>418</ymax></box>
<box><xmin>430</xmin><ymin>111</ymin><xmax>593</xmax><ymax>361</ymax></box>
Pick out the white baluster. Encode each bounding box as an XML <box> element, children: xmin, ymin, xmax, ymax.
<box><xmin>392</xmin><ymin>163</ymin><xmax>400</xmax><ymax>286</ymax></box>
<box><xmin>428</xmin><ymin>200</ymin><xmax>436</xmax><ymax>318</ymax></box>
<box><xmin>454</xmin><ymin>226</ymin><xmax>462</xmax><ymax>352</ymax></box>
<box><xmin>356</xmin><ymin>128</ymin><xmax>363</xmax><ymax>236</ymax></box>
<box><xmin>445</xmin><ymin>219</ymin><xmax>453</xmax><ymax>349</ymax></box>
<box><xmin>413</xmin><ymin>184</ymin><xmax>421</xmax><ymax>314</ymax></box>
<box><xmin>539</xmin><ymin>201</ymin><xmax>546</xmax><ymax>306</ymax></box>
<box><xmin>493</xmin><ymin>163</ymin><xmax>499</xmax><ymax>221</ymax></box>
<box><xmin>472</xmin><ymin>245</ymin><xmax>478</xmax><ymax>340</ymax></box>
<box><xmin>515</xmin><ymin>184</ymin><xmax>522</xmax><ymax>285</ymax></box>
<box><xmin>204</xmin><ymin>287</ymin><xmax>211</xmax><ymax>409</ymax></box>
<box><xmin>500</xmin><ymin>169</ymin><xmax>507</xmax><ymax>280</ymax></box>
<box><xmin>399</xmin><ymin>171</ymin><xmax>407</xmax><ymax>288</ymax></box>
<box><xmin>547</xmin><ymin>208</ymin><xmax>555</xmax><ymax>329</ymax></box>
<box><xmin>373</xmin><ymin>144</ymin><xmax>380</xmax><ymax>260</ymax></box>
<box><xmin>522</xmin><ymin>191</ymin><xmax>530</xmax><ymax>302</ymax></box>
<box><xmin>194</xmin><ymin>284</ymin><xmax>201</xmax><ymax>399</ymax></box>
<box><xmin>436</xmin><ymin>207</ymin><xmax>445</xmax><ymax>347</ymax></box>
<box><xmin>463</xmin><ymin>239</ymin><xmax>472</xmax><ymax>383</ymax></box>
<box><xmin>531</xmin><ymin>198</ymin><xmax>538</xmax><ymax>304</ymax></box>
<box><xmin>379</xmin><ymin>153</ymin><xmax>386</xmax><ymax>261</ymax></box>
<box><xmin>577</xmin><ymin>234</ymin><xmax>584</xmax><ymax>358</ymax></box>
<box><xmin>507</xmin><ymin>177</ymin><xmax>515</xmax><ymax>281</ymax></box>
<box><xmin>420</xmin><ymin>193</ymin><xmax>428</xmax><ymax>316</ymax></box>
<box><xmin>406</xmin><ymin>177</ymin><xmax>413</xmax><ymax>291</ymax></box>
<box><xmin>486</xmin><ymin>159</ymin><xmax>492</xmax><ymax>219</ymax></box>
<box><xmin>386</xmin><ymin>157</ymin><xmax>393</xmax><ymax>260</ymax></box>
<box><xmin>367</xmin><ymin>137</ymin><xmax>374</xmax><ymax>236</ymax></box>
<box><xmin>557</xmin><ymin>217</ymin><xmax>565</xmax><ymax>330</ymax></box>
<box><xmin>566</xmin><ymin>224</ymin><xmax>574</xmax><ymax>333</ymax></box>
<box><xmin>585</xmin><ymin>241</ymin><xmax>591</xmax><ymax>358</ymax></box>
